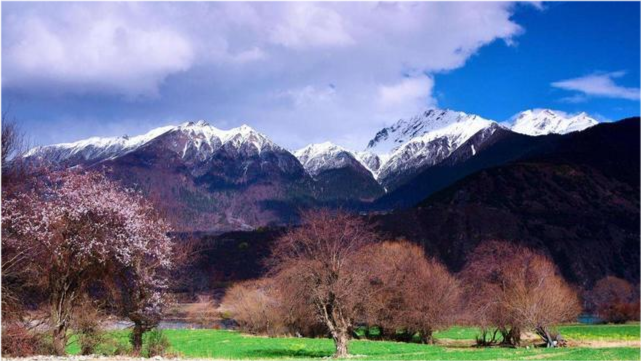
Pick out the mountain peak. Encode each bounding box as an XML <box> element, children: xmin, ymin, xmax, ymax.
<box><xmin>510</xmin><ymin>109</ymin><xmax>598</xmax><ymax>136</ymax></box>
<box><xmin>294</xmin><ymin>142</ymin><xmax>358</xmax><ymax>177</ymax></box>
<box><xmin>181</xmin><ymin>120</ymin><xmax>210</xmax><ymax>127</ymax></box>
<box><xmin>25</xmin><ymin>120</ymin><xmax>278</xmax><ymax>165</ymax></box>
<box><xmin>231</xmin><ymin>124</ymin><xmax>257</xmax><ymax>134</ymax></box>
<box><xmin>366</xmin><ymin>108</ymin><xmax>492</xmax><ymax>155</ymax></box>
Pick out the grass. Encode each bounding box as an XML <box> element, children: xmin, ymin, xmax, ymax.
<box><xmin>432</xmin><ymin>323</ymin><xmax>641</xmax><ymax>342</ymax></box>
<box><xmin>66</xmin><ymin>324</ymin><xmax>641</xmax><ymax>360</ymax></box>
<box><xmin>558</xmin><ymin>323</ymin><xmax>640</xmax><ymax>341</ymax></box>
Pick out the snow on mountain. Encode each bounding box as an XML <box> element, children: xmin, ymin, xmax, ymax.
<box><xmin>376</xmin><ymin>114</ymin><xmax>498</xmax><ymax>187</ymax></box>
<box><xmin>509</xmin><ymin>109</ymin><xmax>598</xmax><ymax>136</ymax></box>
<box><xmin>294</xmin><ymin>142</ymin><xmax>366</xmax><ymax>177</ymax></box>
<box><xmin>354</xmin><ymin>151</ymin><xmax>384</xmax><ymax>175</ymax></box>
<box><xmin>366</xmin><ymin>109</ymin><xmax>491</xmax><ymax>155</ymax></box>
<box><xmin>24</xmin><ymin>125</ymin><xmax>176</xmax><ymax>164</ymax></box>
<box><xmin>26</xmin><ymin>108</ymin><xmax>600</xmax><ymax>191</ymax></box>
<box><xmin>25</xmin><ymin>120</ymin><xmax>280</xmax><ymax>165</ymax></box>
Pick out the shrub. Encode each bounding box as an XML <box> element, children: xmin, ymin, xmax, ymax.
<box><xmin>220</xmin><ymin>279</ymin><xmax>289</xmax><ymax>336</ymax></box>
<box><xmin>143</xmin><ymin>329</ymin><xmax>171</xmax><ymax>358</ymax></box>
<box><xmin>72</xmin><ymin>299</ymin><xmax>104</xmax><ymax>355</ymax></box>
<box><xmin>360</xmin><ymin>241</ymin><xmax>462</xmax><ymax>344</ymax></box>
<box><xmin>461</xmin><ymin>241</ymin><xmax>581</xmax><ymax>347</ymax></box>
<box><xmin>587</xmin><ymin>276</ymin><xmax>640</xmax><ymax>324</ymax></box>
<box><xmin>1</xmin><ymin>322</ymin><xmax>50</xmax><ymax>357</ymax></box>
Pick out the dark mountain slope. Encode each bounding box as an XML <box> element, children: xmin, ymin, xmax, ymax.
<box><xmin>374</xmin><ymin>118</ymin><xmax>640</xmax><ymax>287</ymax></box>
<box><xmin>96</xmin><ymin>127</ymin><xmax>315</xmax><ymax>232</ymax></box>
<box><xmin>373</xmin><ymin>125</ymin><xmax>546</xmax><ymax>209</ymax></box>
<box><xmin>312</xmin><ymin>166</ymin><xmax>384</xmax><ymax>202</ymax></box>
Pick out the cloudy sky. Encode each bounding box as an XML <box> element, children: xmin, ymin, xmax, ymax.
<box><xmin>2</xmin><ymin>2</ymin><xmax>640</xmax><ymax>150</ymax></box>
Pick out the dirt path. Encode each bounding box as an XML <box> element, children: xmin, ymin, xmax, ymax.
<box><xmin>569</xmin><ymin>340</ymin><xmax>641</xmax><ymax>348</ymax></box>
<box><xmin>437</xmin><ymin>338</ymin><xmax>641</xmax><ymax>349</ymax></box>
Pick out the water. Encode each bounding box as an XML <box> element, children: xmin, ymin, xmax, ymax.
<box><xmin>104</xmin><ymin>320</ymin><xmax>234</xmax><ymax>330</ymax></box>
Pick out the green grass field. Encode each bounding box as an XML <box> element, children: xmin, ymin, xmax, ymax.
<box><xmin>67</xmin><ymin>324</ymin><xmax>641</xmax><ymax>360</ymax></box>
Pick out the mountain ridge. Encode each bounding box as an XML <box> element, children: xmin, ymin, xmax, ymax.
<box><xmin>23</xmin><ymin>108</ymin><xmax>607</xmax><ymax>232</ymax></box>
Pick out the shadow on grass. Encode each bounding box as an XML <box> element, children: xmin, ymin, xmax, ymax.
<box><xmin>240</xmin><ymin>348</ymin><xmax>332</xmax><ymax>359</ymax></box>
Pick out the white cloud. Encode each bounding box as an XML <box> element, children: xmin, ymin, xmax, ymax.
<box><xmin>3</xmin><ymin>2</ymin><xmax>527</xmax><ymax>149</ymax></box>
<box><xmin>552</xmin><ymin>71</ymin><xmax>640</xmax><ymax>101</ymax></box>
<box><xmin>268</xmin><ymin>3</ymin><xmax>354</xmax><ymax>49</ymax></box>
<box><xmin>378</xmin><ymin>76</ymin><xmax>435</xmax><ymax>115</ymax></box>
<box><xmin>279</xmin><ymin>85</ymin><xmax>337</xmax><ymax>108</ymax></box>
<box><xmin>3</xmin><ymin>3</ymin><xmax>195</xmax><ymax>98</ymax></box>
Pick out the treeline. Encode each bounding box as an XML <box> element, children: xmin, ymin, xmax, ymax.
<box><xmin>221</xmin><ymin>210</ymin><xmax>640</xmax><ymax>358</ymax></box>
<box><xmin>220</xmin><ymin>210</ymin><xmax>577</xmax><ymax>356</ymax></box>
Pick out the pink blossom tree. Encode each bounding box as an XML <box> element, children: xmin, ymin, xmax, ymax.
<box><xmin>112</xmin><ymin>226</ymin><xmax>174</xmax><ymax>354</ymax></box>
<box><xmin>2</xmin><ymin>170</ymin><xmax>174</xmax><ymax>355</ymax></box>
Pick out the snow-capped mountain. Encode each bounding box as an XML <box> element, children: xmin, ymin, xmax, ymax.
<box><xmin>362</xmin><ymin>109</ymin><xmax>500</xmax><ymax>188</ymax></box>
<box><xmin>23</xmin><ymin>108</ymin><xmax>605</xmax><ymax>230</ymax></box>
<box><xmin>26</xmin><ymin>120</ymin><xmax>283</xmax><ymax>166</ymax></box>
<box><xmin>294</xmin><ymin>142</ymin><xmax>362</xmax><ymax>177</ymax></box>
<box><xmin>25</xmin><ymin>121</ymin><xmax>310</xmax><ymax>232</ymax></box>
<box><xmin>294</xmin><ymin>142</ymin><xmax>384</xmax><ymax>200</ymax></box>
<box><xmin>509</xmin><ymin>109</ymin><xmax>598</xmax><ymax>136</ymax></box>
<box><xmin>366</xmin><ymin>109</ymin><xmax>492</xmax><ymax>155</ymax></box>
<box><xmin>354</xmin><ymin>151</ymin><xmax>384</xmax><ymax>175</ymax></box>
<box><xmin>361</xmin><ymin>108</ymin><xmax>600</xmax><ymax>189</ymax></box>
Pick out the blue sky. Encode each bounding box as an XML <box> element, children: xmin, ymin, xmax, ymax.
<box><xmin>2</xmin><ymin>2</ymin><xmax>639</xmax><ymax>150</ymax></box>
<box><xmin>434</xmin><ymin>2</ymin><xmax>640</xmax><ymax>123</ymax></box>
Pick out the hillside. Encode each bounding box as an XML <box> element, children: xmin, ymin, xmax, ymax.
<box><xmin>374</xmin><ymin>118</ymin><xmax>640</xmax><ymax>287</ymax></box>
<box><xmin>25</xmin><ymin>121</ymin><xmax>316</xmax><ymax>232</ymax></box>
<box><xmin>186</xmin><ymin>118</ymin><xmax>640</xmax><ymax>290</ymax></box>
<box><xmin>21</xmin><ymin>110</ymin><xmax>614</xmax><ymax>233</ymax></box>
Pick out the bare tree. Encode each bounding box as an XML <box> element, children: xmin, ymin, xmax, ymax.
<box><xmin>2</xmin><ymin>170</ymin><xmax>174</xmax><ymax>355</ymax></box>
<box><xmin>270</xmin><ymin>209</ymin><xmax>378</xmax><ymax>358</ymax></box>
<box><xmin>220</xmin><ymin>278</ymin><xmax>289</xmax><ymax>336</ymax></box>
<box><xmin>586</xmin><ymin>276</ymin><xmax>640</xmax><ymax>324</ymax></box>
<box><xmin>461</xmin><ymin>241</ymin><xmax>581</xmax><ymax>347</ymax></box>
<box><xmin>0</xmin><ymin>246</ymin><xmax>29</xmax><ymax>321</ymax></box>
<box><xmin>1</xmin><ymin>114</ymin><xmax>32</xmax><ymax>319</ymax></box>
<box><xmin>1</xmin><ymin>112</ymin><xmax>30</xmax><ymax>190</ymax></box>
<box><xmin>361</xmin><ymin>241</ymin><xmax>461</xmax><ymax>343</ymax></box>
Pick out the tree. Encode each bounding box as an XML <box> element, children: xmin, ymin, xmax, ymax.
<box><xmin>220</xmin><ymin>278</ymin><xmax>288</xmax><ymax>336</ymax></box>
<box><xmin>270</xmin><ymin>209</ymin><xmax>378</xmax><ymax>358</ymax></box>
<box><xmin>1</xmin><ymin>114</ymin><xmax>33</xmax><ymax>320</ymax></box>
<box><xmin>2</xmin><ymin>170</ymin><xmax>174</xmax><ymax>355</ymax></box>
<box><xmin>1</xmin><ymin>113</ymin><xmax>31</xmax><ymax>191</ymax></box>
<box><xmin>461</xmin><ymin>241</ymin><xmax>581</xmax><ymax>347</ymax></box>
<box><xmin>586</xmin><ymin>276</ymin><xmax>640</xmax><ymax>324</ymax></box>
<box><xmin>110</xmin><ymin>216</ymin><xmax>174</xmax><ymax>354</ymax></box>
<box><xmin>361</xmin><ymin>241</ymin><xmax>461</xmax><ymax>343</ymax></box>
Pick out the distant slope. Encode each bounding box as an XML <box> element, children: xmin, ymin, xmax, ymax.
<box><xmin>294</xmin><ymin>142</ymin><xmax>384</xmax><ymax>201</ymax></box>
<box><xmin>20</xmin><ymin>109</ymin><xmax>612</xmax><ymax>233</ymax></box>
<box><xmin>374</xmin><ymin>118</ymin><xmax>640</xmax><ymax>287</ymax></box>
<box><xmin>27</xmin><ymin>121</ymin><xmax>315</xmax><ymax>232</ymax></box>
<box><xmin>373</xmin><ymin>124</ymin><xmax>542</xmax><ymax>209</ymax></box>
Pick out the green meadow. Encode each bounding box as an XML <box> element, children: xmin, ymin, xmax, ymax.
<box><xmin>66</xmin><ymin>323</ymin><xmax>640</xmax><ymax>360</ymax></box>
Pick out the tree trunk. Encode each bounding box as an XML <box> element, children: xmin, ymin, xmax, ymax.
<box><xmin>535</xmin><ymin>325</ymin><xmax>555</xmax><ymax>347</ymax></box>
<box><xmin>50</xmin><ymin>288</ymin><xmax>75</xmax><ymax>356</ymax></box>
<box><xmin>421</xmin><ymin>330</ymin><xmax>434</xmax><ymax>344</ymax></box>
<box><xmin>510</xmin><ymin>326</ymin><xmax>521</xmax><ymax>347</ymax></box>
<box><xmin>500</xmin><ymin>326</ymin><xmax>521</xmax><ymax>347</ymax></box>
<box><xmin>51</xmin><ymin>324</ymin><xmax>68</xmax><ymax>356</ymax></box>
<box><xmin>131</xmin><ymin>322</ymin><xmax>144</xmax><ymax>355</ymax></box>
<box><xmin>332</xmin><ymin>330</ymin><xmax>350</xmax><ymax>358</ymax></box>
